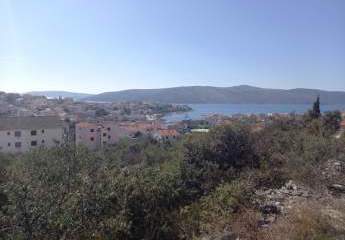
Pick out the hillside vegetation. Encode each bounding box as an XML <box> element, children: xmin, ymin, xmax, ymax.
<box><xmin>84</xmin><ymin>85</ymin><xmax>345</xmax><ymax>104</ymax></box>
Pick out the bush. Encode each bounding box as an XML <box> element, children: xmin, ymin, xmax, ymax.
<box><xmin>177</xmin><ymin>180</ymin><xmax>254</xmax><ymax>239</ymax></box>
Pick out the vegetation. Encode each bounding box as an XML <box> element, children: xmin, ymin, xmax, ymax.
<box><xmin>0</xmin><ymin>103</ymin><xmax>344</xmax><ymax>239</ymax></box>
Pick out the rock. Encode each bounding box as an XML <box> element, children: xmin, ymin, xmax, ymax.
<box><xmin>286</xmin><ymin>180</ymin><xmax>297</xmax><ymax>191</ymax></box>
<box><xmin>258</xmin><ymin>215</ymin><xmax>276</xmax><ymax>228</ymax></box>
<box><xmin>260</xmin><ymin>204</ymin><xmax>280</xmax><ymax>214</ymax></box>
<box><xmin>333</xmin><ymin>161</ymin><xmax>341</xmax><ymax>167</ymax></box>
<box><xmin>328</xmin><ymin>184</ymin><xmax>345</xmax><ymax>193</ymax></box>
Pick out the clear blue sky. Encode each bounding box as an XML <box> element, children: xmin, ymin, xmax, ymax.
<box><xmin>1</xmin><ymin>0</ymin><xmax>344</xmax><ymax>94</ymax></box>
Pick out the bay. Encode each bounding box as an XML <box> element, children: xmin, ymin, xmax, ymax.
<box><xmin>163</xmin><ymin>104</ymin><xmax>345</xmax><ymax>123</ymax></box>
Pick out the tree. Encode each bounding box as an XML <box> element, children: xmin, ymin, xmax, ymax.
<box><xmin>309</xmin><ymin>95</ymin><xmax>321</xmax><ymax>119</ymax></box>
<box><xmin>182</xmin><ymin>125</ymin><xmax>259</xmax><ymax>195</ymax></box>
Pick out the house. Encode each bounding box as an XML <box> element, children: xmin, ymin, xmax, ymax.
<box><xmin>340</xmin><ymin>120</ymin><xmax>345</xmax><ymax>130</ymax></box>
<box><xmin>0</xmin><ymin>116</ymin><xmax>66</xmax><ymax>153</ymax></box>
<box><xmin>75</xmin><ymin>122</ymin><xmax>134</xmax><ymax>150</ymax></box>
<box><xmin>152</xmin><ymin>129</ymin><xmax>180</xmax><ymax>141</ymax></box>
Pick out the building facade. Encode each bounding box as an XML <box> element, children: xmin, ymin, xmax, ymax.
<box><xmin>0</xmin><ymin>116</ymin><xmax>66</xmax><ymax>153</ymax></box>
<box><xmin>340</xmin><ymin>120</ymin><xmax>345</xmax><ymax>130</ymax></box>
<box><xmin>75</xmin><ymin>122</ymin><xmax>134</xmax><ymax>150</ymax></box>
<box><xmin>152</xmin><ymin>129</ymin><xmax>180</xmax><ymax>142</ymax></box>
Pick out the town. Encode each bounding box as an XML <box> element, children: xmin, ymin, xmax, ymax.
<box><xmin>0</xmin><ymin>91</ymin><xmax>192</xmax><ymax>152</ymax></box>
<box><xmin>1</xmin><ymin>91</ymin><xmax>345</xmax><ymax>153</ymax></box>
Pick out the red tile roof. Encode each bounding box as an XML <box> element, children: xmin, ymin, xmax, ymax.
<box><xmin>158</xmin><ymin>129</ymin><xmax>180</xmax><ymax>137</ymax></box>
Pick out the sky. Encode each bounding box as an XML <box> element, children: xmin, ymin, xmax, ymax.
<box><xmin>0</xmin><ymin>0</ymin><xmax>345</xmax><ymax>94</ymax></box>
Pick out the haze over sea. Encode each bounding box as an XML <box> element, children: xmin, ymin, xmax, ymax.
<box><xmin>164</xmin><ymin>104</ymin><xmax>345</xmax><ymax>123</ymax></box>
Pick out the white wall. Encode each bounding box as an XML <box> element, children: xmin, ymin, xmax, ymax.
<box><xmin>0</xmin><ymin>128</ymin><xmax>64</xmax><ymax>153</ymax></box>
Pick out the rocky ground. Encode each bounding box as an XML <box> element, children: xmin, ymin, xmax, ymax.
<box><xmin>201</xmin><ymin>159</ymin><xmax>345</xmax><ymax>240</ymax></box>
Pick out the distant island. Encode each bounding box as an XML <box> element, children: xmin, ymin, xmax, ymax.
<box><xmin>83</xmin><ymin>85</ymin><xmax>345</xmax><ymax>104</ymax></box>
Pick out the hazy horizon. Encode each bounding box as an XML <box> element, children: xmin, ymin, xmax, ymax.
<box><xmin>9</xmin><ymin>84</ymin><xmax>345</xmax><ymax>95</ymax></box>
<box><xmin>1</xmin><ymin>0</ymin><xmax>345</xmax><ymax>93</ymax></box>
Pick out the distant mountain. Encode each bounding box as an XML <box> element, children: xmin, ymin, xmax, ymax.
<box><xmin>83</xmin><ymin>85</ymin><xmax>345</xmax><ymax>104</ymax></box>
<box><xmin>28</xmin><ymin>91</ymin><xmax>93</xmax><ymax>100</ymax></box>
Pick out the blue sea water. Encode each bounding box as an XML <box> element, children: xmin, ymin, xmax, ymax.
<box><xmin>163</xmin><ymin>104</ymin><xmax>345</xmax><ymax>123</ymax></box>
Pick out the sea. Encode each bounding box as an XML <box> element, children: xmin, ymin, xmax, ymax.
<box><xmin>163</xmin><ymin>104</ymin><xmax>345</xmax><ymax>123</ymax></box>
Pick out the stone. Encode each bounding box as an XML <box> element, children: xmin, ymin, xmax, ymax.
<box><xmin>260</xmin><ymin>204</ymin><xmax>280</xmax><ymax>214</ymax></box>
<box><xmin>328</xmin><ymin>184</ymin><xmax>345</xmax><ymax>193</ymax></box>
<box><xmin>266</xmin><ymin>215</ymin><xmax>277</xmax><ymax>223</ymax></box>
<box><xmin>286</xmin><ymin>180</ymin><xmax>297</xmax><ymax>191</ymax></box>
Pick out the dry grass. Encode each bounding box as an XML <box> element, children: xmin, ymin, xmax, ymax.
<box><xmin>231</xmin><ymin>208</ymin><xmax>261</xmax><ymax>240</ymax></box>
<box><xmin>260</xmin><ymin>200</ymin><xmax>345</xmax><ymax>240</ymax></box>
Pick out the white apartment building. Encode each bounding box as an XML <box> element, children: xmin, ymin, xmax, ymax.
<box><xmin>0</xmin><ymin>116</ymin><xmax>66</xmax><ymax>153</ymax></box>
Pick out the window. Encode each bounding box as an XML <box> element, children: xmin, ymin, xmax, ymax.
<box><xmin>7</xmin><ymin>132</ymin><xmax>10</xmax><ymax>136</ymax></box>
<box><xmin>15</xmin><ymin>131</ymin><xmax>21</xmax><ymax>137</ymax></box>
<box><xmin>90</xmin><ymin>129</ymin><xmax>95</xmax><ymax>133</ymax></box>
<box><xmin>41</xmin><ymin>140</ymin><xmax>45</xmax><ymax>144</ymax></box>
<box><xmin>15</xmin><ymin>142</ymin><xmax>21</xmax><ymax>148</ymax></box>
<box><xmin>108</xmin><ymin>135</ymin><xmax>111</xmax><ymax>139</ymax></box>
<box><xmin>103</xmin><ymin>133</ymin><xmax>107</xmax><ymax>137</ymax></box>
<box><xmin>90</xmin><ymin>137</ymin><xmax>94</xmax><ymax>141</ymax></box>
<box><xmin>31</xmin><ymin>141</ymin><xmax>37</xmax><ymax>146</ymax></box>
<box><xmin>107</xmin><ymin>127</ymin><xmax>111</xmax><ymax>131</ymax></box>
<box><xmin>41</xmin><ymin>129</ymin><xmax>45</xmax><ymax>134</ymax></box>
<box><xmin>31</xmin><ymin>130</ymin><xmax>37</xmax><ymax>136</ymax></box>
<box><xmin>103</xmin><ymin>141</ymin><xmax>107</xmax><ymax>145</ymax></box>
<box><xmin>7</xmin><ymin>143</ymin><xmax>11</xmax><ymax>147</ymax></box>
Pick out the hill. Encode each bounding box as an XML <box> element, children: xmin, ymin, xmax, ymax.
<box><xmin>83</xmin><ymin>85</ymin><xmax>345</xmax><ymax>104</ymax></box>
<box><xmin>28</xmin><ymin>91</ymin><xmax>93</xmax><ymax>100</ymax></box>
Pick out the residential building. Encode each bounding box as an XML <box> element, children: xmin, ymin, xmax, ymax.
<box><xmin>152</xmin><ymin>129</ymin><xmax>180</xmax><ymax>141</ymax></box>
<box><xmin>0</xmin><ymin>116</ymin><xmax>66</xmax><ymax>153</ymax></box>
<box><xmin>341</xmin><ymin>119</ymin><xmax>345</xmax><ymax>130</ymax></box>
<box><xmin>75</xmin><ymin>122</ymin><xmax>134</xmax><ymax>150</ymax></box>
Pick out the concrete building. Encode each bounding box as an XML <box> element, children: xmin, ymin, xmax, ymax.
<box><xmin>340</xmin><ymin>120</ymin><xmax>345</xmax><ymax>130</ymax></box>
<box><xmin>0</xmin><ymin>116</ymin><xmax>66</xmax><ymax>153</ymax></box>
<box><xmin>75</xmin><ymin>122</ymin><xmax>134</xmax><ymax>150</ymax></box>
<box><xmin>152</xmin><ymin>129</ymin><xmax>180</xmax><ymax>142</ymax></box>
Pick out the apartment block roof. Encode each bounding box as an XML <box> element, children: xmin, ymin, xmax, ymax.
<box><xmin>0</xmin><ymin>116</ymin><xmax>63</xmax><ymax>130</ymax></box>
